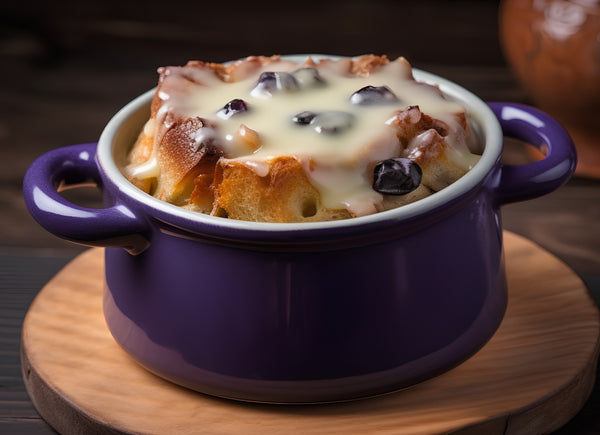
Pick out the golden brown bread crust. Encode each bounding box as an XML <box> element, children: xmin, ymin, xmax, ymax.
<box><xmin>125</xmin><ymin>55</ymin><xmax>475</xmax><ymax>223</ymax></box>
<box><xmin>211</xmin><ymin>156</ymin><xmax>352</xmax><ymax>222</ymax></box>
<box><xmin>139</xmin><ymin>55</ymin><xmax>291</xmax><ymax>208</ymax></box>
<box><xmin>155</xmin><ymin>117</ymin><xmax>221</xmax><ymax>204</ymax></box>
<box><xmin>350</xmin><ymin>54</ymin><xmax>390</xmax><ymax>76</ymax></box>
<box><xmin>386</xmin><ymin>105</ymin><xmax>469</xmax><ymax>192</ymax></box>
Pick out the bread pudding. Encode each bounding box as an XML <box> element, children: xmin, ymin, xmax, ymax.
<box><xmin>123</xmin><ymin>55</ymin><xmax>481</xmax><ymax>222</ymax></box>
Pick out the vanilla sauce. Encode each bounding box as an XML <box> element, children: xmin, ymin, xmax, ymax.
<box><xmin>129</xmin><ymin>57</ymin><xmax>480</xmax><ymax>216</ymax></box>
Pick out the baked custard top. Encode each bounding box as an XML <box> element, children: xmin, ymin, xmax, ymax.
<box><xmin>125</xmin><ymin>55</ymin><xmax>481</xmax><ymax>219</ymax></box>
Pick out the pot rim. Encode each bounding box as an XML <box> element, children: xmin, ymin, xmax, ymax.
<box><xmin>97</xmin><ymin>54</ymin><xmax>502</xmax><ymax>235</ymax></box>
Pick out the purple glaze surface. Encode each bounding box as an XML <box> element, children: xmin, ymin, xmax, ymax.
<box><xmin>102</xmin><ymin>187</ymin><xmax>507</xmax><ymax>402</ymax></box>
<box><xmin>489</xmin><ymin>102</ymin><xmax>577</xmax><ymax>204</ymax></box>
<box><xmin>22</xmin><ymin>63</ymin><xmax>576</xmax><ymax>403</ymax></box>
<box><xmin>23</xmin><ymin>143</ymin><xmax>150</xmax><ymax>254</ymax></box>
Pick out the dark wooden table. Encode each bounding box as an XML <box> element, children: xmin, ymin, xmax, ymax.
<box><xmin>2</xmin><ymin>1</ymin><xmax>599</xmax><ymax>433</ymax></box>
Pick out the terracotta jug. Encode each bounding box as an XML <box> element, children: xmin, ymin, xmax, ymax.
<box><xmin>499</xmin><ymin>0</ymin><xmax>600</xmax><ymax>177</ymax></box>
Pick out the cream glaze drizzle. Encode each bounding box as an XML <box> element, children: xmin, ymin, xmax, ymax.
<box><xmin>131</xmin><ymin>56</ymin><xmax>480</xmax><ymax>216</ymax></box>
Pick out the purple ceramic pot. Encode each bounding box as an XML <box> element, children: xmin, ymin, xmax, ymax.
<box><xmin>23</xmin><ymin>56</ymin><xmax>576</xmax><ymax>403</ymax></box>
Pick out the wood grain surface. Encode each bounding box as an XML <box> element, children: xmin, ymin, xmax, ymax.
<box><xmin>20</xmin><ymin>232</ymin><xmax>600</xmax><ymax>434</ymax></box>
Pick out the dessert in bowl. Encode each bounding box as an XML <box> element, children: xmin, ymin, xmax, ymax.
<box><xmin>23</xmin><ymin>54</ymin><xmax>576</xmax><ymax>403</ymax></box>
<box><xmin>124</xmin><ymin>54</ymin><xmax>481</xmax><ymax>223</ymax></box>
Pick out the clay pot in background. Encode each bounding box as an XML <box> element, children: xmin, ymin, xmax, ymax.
<box><xmin>499</xmin><ymin>0</ymin><xmax>600</xmax><ymax>177</ymax></box>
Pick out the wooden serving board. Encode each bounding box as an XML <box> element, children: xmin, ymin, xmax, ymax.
<box><xmin>21</xmin><ymin>232</ymin><xmax>600</xmax><ymax>434</ymax></box>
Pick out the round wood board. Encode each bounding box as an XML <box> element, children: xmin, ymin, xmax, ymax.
<box><xmin>21</xmin><ymin>232</ymin><xmax>600</xmax><ymax>435</ymax></box>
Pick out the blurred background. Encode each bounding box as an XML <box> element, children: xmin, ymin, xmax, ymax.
<box><xmin>1</xmin><ymin>0</ymin><xmax>599</xmax><ymax>433</ymax></box>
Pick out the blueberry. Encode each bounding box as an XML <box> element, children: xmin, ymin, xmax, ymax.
<box><xmin>293</xmin><ymin>68</ymin><xmax>325</xmax><ymax>87</ymax></box>
<box><xmin>292</xmin><ymin>111</ymin><xmax>318</xmax><ymax>125</ymax></box>
<box><xmin>350</xmin><ymin>85</ymin><xmax>399</xmax><ymax>105</ymax></box>
<box><xmin>216</xmin><ymin>99</ymin><xmax>249</xmax><ymax>119</ymax></box>
<box><xmin>250</xmin><ymin>71</ymin><xmax>299</xmax><ymax>98</ymax></box>
<box><xmin>373</xmin><ymin>158</ymin><xmax>422</xmax><ymax>195</ymax></box>
<box><xmin>311</xmin><ymin>111</ymin><xmax>355</xmax><ymax>134</ymax></box>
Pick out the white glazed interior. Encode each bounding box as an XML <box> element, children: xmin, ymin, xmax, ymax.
<box><xmin>97</xmin><ymin>55</ymin><xmax>503</xmax><ymax>232</ymax></box>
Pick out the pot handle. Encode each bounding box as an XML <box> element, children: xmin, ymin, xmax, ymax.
<box><xmin>23</xmin><ymin>143</ymin><xmax>150</xmax><ymax>254</ymax></box>
<box><xmin>490</xmin><ymin>102</ymin><xmax>577</xmax><ymax>204</ymax></box>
